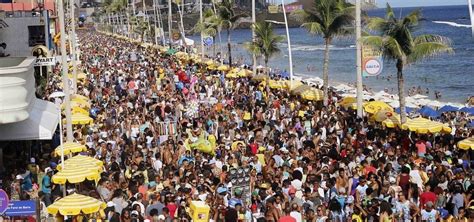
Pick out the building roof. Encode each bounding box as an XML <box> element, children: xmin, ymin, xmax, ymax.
<box><xmin>0</xmin><ymin>1</ymin><xmax>55</xmax><ymax>12</ymax></box>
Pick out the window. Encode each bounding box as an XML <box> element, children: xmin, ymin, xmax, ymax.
<box><xmin>28</xmin><ymin>25</ymin><xmax>45</xmax><ymax>47</ymax></box>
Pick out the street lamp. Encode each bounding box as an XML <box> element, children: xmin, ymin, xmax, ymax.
<box><xmin>49</xmin><ymin>91</ymin><xmax>66</xmax><ymax>169</ymax></box>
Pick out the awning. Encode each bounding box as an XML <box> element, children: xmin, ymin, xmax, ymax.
<box><xmin>0</xmin><ymin>99</ymin><xmax>59</xmax><ymax>141</ymax></box>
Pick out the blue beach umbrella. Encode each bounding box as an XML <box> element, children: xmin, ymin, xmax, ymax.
<box><xmin>438</xmin><ymin>105</ymin><xmax>459</xmax><ymax>113</ymax></box>
<box><xmin>459</xmin><ymin>107</ymin><xmax>474</xmax><ymax>115</ymax></box>
<box><xmin>395</xmin><ymin>107</ymin><xmax>416</xmax><ymax>114</ymax></box>
<box><xmin>419</xmin><ymin>106</ymin><xmax>439</xmax><ymax>118</ymax></box>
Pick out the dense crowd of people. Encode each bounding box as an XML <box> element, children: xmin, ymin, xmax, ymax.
<box><xmin>2</xmin><ymin>31</ymin><xmax>473</xmax><ymax>222</ymax></box>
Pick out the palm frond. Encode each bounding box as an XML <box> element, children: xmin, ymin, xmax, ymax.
<box><xmin>382</xmin><ymin>36</ymin><xmax>405</xmax><ymax>61</ymax></box>
<box><xmin>301</xmin><ymin>22</ymin><xmax>323</xmax><ymax>35</ymax></box>
<box><xmin>385</xmin><ymin>3</ymin><xmax>396</xmax><ymax>21</ymax></box>
<box><xmin>402</xmin><ymin>9</ymin><xmax>421</xmax><ymax>27</ymax></box>
<box><xmin>366</xmin><ymin>17</ymin><xmax>386</xmax><ymax>32</ymax></box>
<box><xmin>328</xmin><ymin>14</ymin><xmax>354</xmax><ymax>37</ymax></box>
<box><xmin>407</xmin><ymin>43</ymin><xmax>453</xmax><ymax>64</ymax></box>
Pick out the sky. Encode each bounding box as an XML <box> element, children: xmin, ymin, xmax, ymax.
<box><xmin>377</xmin><ymin>0</ymin><xmax>468</xmax><ymax>7</ymax></box>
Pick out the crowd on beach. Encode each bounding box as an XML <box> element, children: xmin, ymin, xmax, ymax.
<box><xmin>2</xmin><ymin>30</ymin><xmax>474</xmax><ymax>222</ymax></box>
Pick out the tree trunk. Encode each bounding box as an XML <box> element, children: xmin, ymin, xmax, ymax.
<box><xmin>397</xmin><ymin>59</ymin><xmax>407</xmax><ymax>123</ymax></box>
<box><xmin>323</xmin><ymin>38</ymin><xmax>331</xmax><ymax>106</ymax></box>
<box><xmin>227</xmin><ymin>28</ymin><xmax>232</xmax><ymax>66</ymax></box>
<box><xmin>213</xmin><ymin>37</ymin><xmax>216</xmax><ymax>57</ymax></box>
<box><xmin>264</xmin><ymin>56</ymin><xmax>269</xmax><ymax>75</ymax></box>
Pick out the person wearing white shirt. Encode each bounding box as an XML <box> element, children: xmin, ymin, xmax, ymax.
<box><xmin>153</xmin><ymin>153</ymin><xmax>163</xmax><ymax>175</ymax></box>
<box><xmin>290</xmin><ymin>203</ymin><xmax>303</xmax><ymax>222</ymax></box>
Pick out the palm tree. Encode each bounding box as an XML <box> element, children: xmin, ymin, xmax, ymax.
<box><xmin>194</xmin><ymin>9</ymin><xmax>221</xmax><ymax>56</ymax></box>
<box><xmin>292</xmin><ymin>0</ymin><xmax>354</xmax><ymax>105</ymax></box>
<box><xmin>364</xmin><ymin>4</ymin><xmax>453</xmax><ymax>123</ymax></box>
<box><xmin>245</xmin><ymin>21</ymin><xmax>284</xmax><ymax>73</ymax></box>
<box><xmin>217</xmin><ymin>0</ymin><xmax>248</xmax><ymax>66</ymax></box>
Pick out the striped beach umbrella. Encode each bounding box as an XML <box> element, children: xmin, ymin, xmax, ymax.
<box><xmin>47</xmin><ymin>193</ymin><xmax>106</xmax><ymax>215</ymax></box>
<box><xmin>54</xmin><ymin>142</ymin><xmax>87</xmax><ymax>156</ymax></box>
<box><xmin>457</xmin><ymin>137</ymin><xmax>474</xmax><ymax>150</ymax></box>
<box><xmin>69</xmin><ymin>113</ymin><xmax>93</xmax><ymax>125</ymax></box>
<box><xmin>401</xmin><ymin>117</ymin><xmax>451</xmax><ymax>134</ymax></box>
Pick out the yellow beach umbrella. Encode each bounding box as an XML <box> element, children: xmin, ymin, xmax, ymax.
<box><xmin>69</xmin><ymin>113</ymin><xmax>93</xmax><ymax>125</ymax></box>
<box><xmin>339</xmin><ymin>97</ymin><xmax>357</xmax><ymax>109</ymax></box>
<box><xmin>68</xmin><ymin>72</ymin><xmax>87</xmax><ymax>80</ymax></box>
<box><xmin>71</xmin><ymin>94</ymin><xmax>89</xmax><ymax>102</ymax></box>
<box><xmin>47</xmin><ymin>193</ymin><xmax>106</xmax><ymax>216</ymax></box>
<box><xmin>71</xmin><ymin>98</ymin><xmax>90</xmax><ymax>106</ymax></box>
<box><xmin>54</xmin><ymin>142</ymin><xmax>87</xmax><ymax>156</ymax></box>
<box><xmin>373</xmin><ymin>109</ymin><xmax>396</xmax><ymax>122</ymax></box>
<box><xmin>52</xmin><ymin>165</ymin><xmax>100</xmax><ymax>184</ymax></box>
<box><xmin>71</xmin><ymin>106</ymin><xmax>89</xmax><ymax>115</ymax></box>
<box><xmin>287</xmin><ymin>80</ymin><xmax>304</xmax><ymax>90</ymax></box>
<box><xmin>300</xmin><ymin>89</ymin><xmax>324</xmax><ymax>101</ymax></box>
<box><xmin>290</xmin><ymin>85</ymin><xmax>313</xmax><ymax>95</ymax></box>
<box><xmin>226</xmin><ymin>72</ymin><xmax>239</xmax><ymax>78</ymax></box>
<box><xmin>238</xmin><ymin>69</ymin><xmax>252</xmax><ymax>77</ymax></box>
<box><xmin>401</xmin><ymin>117</ymin><xmax>452</xmax><ymax>134</ymax></box>
<box><xmin>268</xmin><ymin>80</ymin><xmax>288</xmax><ymax>90</ymax></box>
<box><xmin>457</xmin><ymin>137</ymin><xmax>474</xmax><ymax>150</ymax></box>
<box><xmin>382</xmin><ymin>115</ymin><xmax>401</xmax><ymax>128</ymax></box>
<box><xmin>58</xmin><ymin>155</ymin><xmax>103</xmax><ymax>170</ymax></box>
<box><xmin>252</xmin><ymin>74</ymin><xmax>267</xmax><ymax>82</ymax></box>
<box><xmin>217</xmin><ymin>65</ymin><xmax>230</xmax><ymax>71</ymax></box>
<box><xmin>363</xmin><ymin>101</ymin><xmax>393</xmax><ymax>114</ymax></box>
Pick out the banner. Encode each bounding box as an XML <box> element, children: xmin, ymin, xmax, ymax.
<box><xmin>268</xmin><ymin>5</ymin><xmax>279</xmax><ymax>14</ymax></box>
<box><xmin>34</xmin><ymin>57</ymin><xmax>56</xmax><ymax>66</ymax></box>
<box><xmin>0</xmin><ymin>189</ymin><xmax>9</xmax><ymax>214</ymax></box>
<box><xmin>362</xmin><ymin>45</ymin><xmax>383</xmax><ymax>77</ymax></box>
<box><xmin>5</xmin><ymin>200</ymin><xmax>36</xmax><ymax>217</ymax></box>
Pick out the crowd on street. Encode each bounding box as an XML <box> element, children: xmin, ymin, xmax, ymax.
<box><xmin>2</xmin><ymin>31</ymin><xmax>473</xmax><ymax>222</ymax></box>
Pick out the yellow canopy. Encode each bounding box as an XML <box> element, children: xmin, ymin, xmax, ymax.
<box><xmin>300</xmin><ymin>88</ymin><xmax>324</xmax><ymax>101</ymax></box>
<box><xmin>252</xmin><ymin>74</ymin><xmax>267</xmax><ymax>82</ymax></box>
<box><xmin>57</xmin><ymin>155</ymin><xmax>103</xmax><ymax>171</ymax></box>
<box><xmin>52</xmin><ymin>164</ymin><xmax>100</xmax><ymax>184</ymax></box>
<box><xmin>54</xmin><ymin>142</ymin><xmax>87</xmax><ymax>156</ymax></box>
<box><xmin>363</xmin><ymin>101</ymin><xmax>393</xmax><ymax>114</ymax></box>
<box><xmin>290</xmin><ymin>85</ymin><xmax>313</xmax><ymax>95</ymax></box>
<box><xmin>71</xmin><ymin>106</ymin><xmax>89</xmax><ymax>115</ymax></box>
<box><xmin>68</xmin><ymin>72</ymin><xmax>87</xmax><ymax>80</ymax></box>
<box><xmin>226</xmin><ymin>72</ymin><xmax>239</xmax><ymax>78</ymax></box>
<box><xmin>238</xmin><ymin>69</ymin><xmax>252</xmax><ymax>77</ymax></box>
<box><xmin>217</xmin><ymin>65</ymin><xmax>230</xmax><ymax>71</ymax></box>
<box><xmin>71</xmin><ymin>97</ymin><xmax>90</xmax><ymax>106</ymax></box>
<box><xmin>287</xmin><ymin>80</ymin><xmax>304</xmax><ymax>90</ymax></box>
<box><xmin>373</xmin><ymin>109</ymin><xmax>395</xmax><ymax>122</ymax></box>
<box><xmin>69</xmin><ymin>113</ymin><xmax>93</xmax><ymax>125</ymax></box>
<box><xmin>401</xmin><ymin>117</ymin><xmax>452</xmax><ymax>134</ymax></box>
<box><xmin>339</xmin><ymin>97</ymin><xmax>357</xmax><ymax>109</ymax></box>
<box><xmin>47</xmin><ymin>193</ymin><xmax>106</xmax><ymax>216</ymax></box>
<box><xmin>457</xmin><ymin>137</ymin><xmax>474</xmax><ymax>150</ymax></box>
<box><xmin>382</xmin><ymin>114</ymin><xmax>401</xmax><ymax>128</ymax></box>
<box><xmin>71</xmin><ymin>94</ymin><xmax>89</xmax><ymax>102</ymax></box>
<box><xmin>268</xmin><ymin>80</ymin><xmax>288</xmax><ymax>90</ymax></box>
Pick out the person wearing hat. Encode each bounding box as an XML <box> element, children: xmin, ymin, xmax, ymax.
<box><xmin>41</xmin><ymin>168</ymin><xmax>53</xmax><ymax>206</ymax></box>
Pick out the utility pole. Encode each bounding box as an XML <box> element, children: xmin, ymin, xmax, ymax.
<box><xmin>70</xmin><ymin>0</ymin><xmax>78</xmax><ymax>93</ymax></box>
<box><xmin>58</xmin><ymin>0</ymin><xmax>74</xmax><ymax>142</ymax></box>
<box><xmin>200</xmin><ymin>0</ymin><xmax>204</xmax><ymax>59</ymax></box>
<box><xmin>356</xmin><ymin>0</ymin><xmax>363</xmax><ymax>118</ymax></box>
<box><xmin>168</xmin><ymin>0</ymin><xmax>173</xmax><ymax>48</ymax></box>
<box><xmin>468</xmin><ymin>0</ymin><xmax>474</xmax><ymax>37</ymax></box>
<box><xmin>252</xmin><ymin>0</ymin><xmax>256</xmax><ymax>75</ymax></box>
<box><xmin>281</xmin><ymin>0</ymin><xmax>293</xmax><ymax>89</ymax></box>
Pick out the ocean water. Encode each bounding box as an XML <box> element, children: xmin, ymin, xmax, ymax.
<box><xmin>189</xmin><ymin>5</ymin><xmax>474</xmax><ymax>103</ymax></box>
